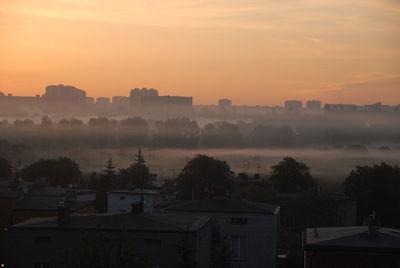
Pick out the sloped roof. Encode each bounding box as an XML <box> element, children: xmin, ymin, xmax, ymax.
<box><xmin>164</xmin><ymin>198</ymin><xmax>279</xmax><ymax>215</ymax></box>
<box><xmin>11</xmin><ymin>212</ymin><xmax>209</xmax><ymax>232</ymax></box>
<box><xmin>108</xmin><ymin>189</ymin><xmax>161</xmax><ymax>195</ymax></box>
<box><xmin>304</xmin><ymin>226</ymin><xmax>400</xmax><ymax>252</ymax></box>
<box><xmin>14</xmin><ymin>196</ymin><xmax>92</xmax><ymax>211</ymax></box>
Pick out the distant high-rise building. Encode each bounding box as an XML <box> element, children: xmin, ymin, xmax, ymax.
<box><xmin>112</xmin><ymin>96</ymin><xmax>130</xmax><ymax>105</ymax></box>
<box><xmin>43</xmin><ymin>84</ymin><xmax>86</xmax><ymax>102</ymax></box>
<box><xmin>218</xmin><ymin>98</ymin><xmax>232</xmax><ymax>108</ymax></box>
<box><xmin>130</xmin><ymin>88</ymin><xmax>159</xmax><ymax>104</ymax></box>
<box><xmin>306</xmin><ymin>100</ymin><xmax>322</xmax><ymax>111</ymax></box>
<box><xmin>96</xmin><ymin>97</ymin><xmax>111</xmax><ymax>105</ymax></box>
<box><xmin>85</xmin><ymin>97</ymin><xmax>95</xmax><ymax>105</ymax></box>
<box><xmin>285</xmin><ymin>100</ymin><xmax>303</xmax><ymax>112</ymax></box>
<box><xmin>324</xmin><ymin>104</ymin><xmax>357</xmax><ymax>112</ymax></box>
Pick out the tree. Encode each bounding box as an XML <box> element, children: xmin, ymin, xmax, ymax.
<box><xmin>40</xmin><ymin>115</ymin><xmax>53</xmax><ymax>128</ymax></box>
<box><xmin>153</xmin><ymin>118</ymin><xmax>200</xmax><ymax>148</ymax></box>
<box><xmin>176</xmin><ymin>234</ymin><xmax>197</xmax><ymax>268</ymax></box>
<box><xmin>176</xmin><ymin>154</ymin><xmax>234</xmax><ymax>200</ymax></box>
<box><xmin>104</xmin><ymin>157</ymin><xmax>116</xmax><ymax>179</ymax></box>
<box><xmin>269</xmin><ymin>157</ymin><xmax>317</xmax><ymax>193</ymax></box>
<box><xmin>210</xmin><ymin>222</ymin><xmax>232</xmax><ymax>268</ymax></box>
<box><xmin>22</xmin><ymin>157</ymin><xmax>82</xmax><ymax>186</ymax></box>
<box><xmin>0</xmin><ymin>157</ymin><xmax>12</xmax><ymax>180</ymax></box>
<box><xmin>343</xmin><ymin>163</ymin><xmax>400</xmax><ymax>227</ymax></box>
<box><xmin>119</xmin><ymin>148</ymin><xmax>154</xmax><ymax>188</ymax></box>
<box><xmin>233</xmin><ymin>182</ymin><xmax>277</xmax><ymax>204</ymax></box>
<box><xmin>95</xmin><ymin>157</ymin><xmax>117</xmax><ymax>212</ymax></box>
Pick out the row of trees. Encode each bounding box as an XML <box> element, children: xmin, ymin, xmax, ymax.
<box><xmin>1</xmin><ymin>152</ymin><xmax>399</xmax><ymax>228</ymax></box>
<box><xmin>2</xmin><ymin>115</ymin><xmax>398</xmax><ymax>149</ymax></box>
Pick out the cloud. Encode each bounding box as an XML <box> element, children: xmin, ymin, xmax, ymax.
<box><xmin>324</xmin><ymin>76</ymin><xmax>400</xmax><ymax>104</ymax></box>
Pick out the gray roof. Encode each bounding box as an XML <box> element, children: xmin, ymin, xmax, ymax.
<box><xmin>164</xmin><ymin>198</ymin><xmax>279</xmax><ymax>215</ymax></box>
<box><xmin>304</xmin><ymin>226</ymin><xmax>400</xmax><ymax>252</ymax></box>
<box><xmin>14</xmin><ymin>196</ymin><xmax>92</xmax><ymax>211</ymax></box>
<box><xmin>108</xmin><ymin>189</ymin><xmax>161</xmax><ymax>195</ymax></box>
<box><xmin>0</xmin><ymin>189</ymin><xmax>23</xmax><ymax>199</ymax></box>
<box><xmin>28</xmin><ymin>186</ymin><xmax>94</xmax><ymax>197</ymax></box>
<box><xmin>11</xmin><ymin>212</ymin><xmax>209</xmax><ymax>232</ymax></box>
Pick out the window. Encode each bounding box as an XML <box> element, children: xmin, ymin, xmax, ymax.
<box><xmin>34</xmin><ymin>236</ymin><xmax>51</xmax><ymax>243</ymax></box>
<box><xmin>33</xmin><ymin>263</ymin><xmax>49</xmax><ymax>268</ymax></box>
<box><xmin>231</xmin><ymin>236</ymin><xmax>247</xmax><ymax>259</ymax></box>
<box><xmin>145</xmin><ymin>239</ymin><xmax>162</xmax><ymax>245</ymax></box>
<box><xmin>231</xmin><ymin>218</ymin><xmax>248</xmax><ymax>225</ymax></box>
<box><xmin>120</xmin><ymin>195</ymin><xmax>126</xmax><ymax>200</ymax></box>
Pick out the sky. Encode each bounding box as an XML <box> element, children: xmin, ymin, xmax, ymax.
<box><xmin>0</xmin><ymin>0</ymin><xmax>399</xmax><ymax>105</ymax></box>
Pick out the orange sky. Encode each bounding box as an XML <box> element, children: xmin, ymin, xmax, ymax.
<box><xmin>1</xmin><ymin>0</ymin><xmax>399</xmax><ymax>105</ymax></box>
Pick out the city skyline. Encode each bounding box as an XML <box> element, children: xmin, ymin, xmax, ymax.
<box><xmin>1</xmin><ymin>0</ymin><xmax>399</xmax><ymax>105</ymax></box>
<box><xmin>1</xmin><ymin>84</ymin><xmax>399</xmax><ymax>107</ymax></box>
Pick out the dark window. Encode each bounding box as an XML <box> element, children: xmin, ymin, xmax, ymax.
<box><xmin>231</xmin><ymin>236</ymin><xmax>247</xmax><ymax>259</ymax></box>
<box><xmin>33</xmin><ymin>263</ymin><xmax>50</xmax><ymax>268</ymax></box>
<box><xmin>231</xmin><ymin>218</ymin><xmax>248</xmax><ymax>225</ymax></box>
<box><xmin>120</xmin><ymin>195</ymin><xmax>126</xmax><ymax>200</ymax></box>
<box><xmin>34</xmin><ymin>236</ymin><xmax>51</xmax><ymax>243</ymax></box>
<box><xmin>145</xmin><ymin>239</ymin><xmax>162</xmax><ymax>245</ymax></box>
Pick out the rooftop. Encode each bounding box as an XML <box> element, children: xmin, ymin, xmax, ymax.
<box><xmin>163</xmin><ymin>198</ymin><xmax>279</xmax><ymax>215</ymax></box>
<box><xmin>14</xmin><ymin>196</ymin><xmax>92</xmax><ymax>211</ymax></box>
<box><xmin>11</xmin><ymin>212</ymin><xmax>210</xmax><ymax>232</ymax></box>
<box><xmin>108</xmin><ymin>189</ymin><xmax>161</xmax><ymax>195</ymax></box>
<box><xmin>304</xmin><ymin>226</ymin><xmax>400</xmax><ymax>252</ymax></box>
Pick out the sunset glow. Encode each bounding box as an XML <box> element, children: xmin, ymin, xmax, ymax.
<box><xmin>1</xmin><ymin>0</ymin><xmax>399</xmax><ymax>105</ymax></box>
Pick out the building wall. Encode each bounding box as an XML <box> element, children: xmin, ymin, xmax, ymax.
<box><xmin>107</xmin><ymin>192</ymin><xmax>164</xmax><ymax>213</ymax></box>
<box><xmin>165</xmin><ymin>211</ymin><xmax>279</xmax><ymax>268</ymax></box>
<box><xmin>304</xmin><ymin>250</ymin><xmax>400</xmax><ymax>268</ymax></box>
<box><xmin>1</xmin><ymin>227</ymin><xmax>211</xmax><ymax>268</ymax></box>
<box><xmin>0</xmin><ymin>196</ymin><xmax>20</xmax><ymax>229</ymax></box>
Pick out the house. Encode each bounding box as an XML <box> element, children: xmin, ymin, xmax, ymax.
<box><xmin>162</xmin><ymin>197</ymin><xmax>280</xmax><ymax>268</ymax></box>
<box><xmin>107</xmin><ymin>189</ymin><xmax>164</xmax><ymax>213</ymax></box>
<box><xmin>0</xmin><ymin>189</ymin><xmax>23</xmax><ymax>229</ymax></box>
<box><xmin>303</xmin><ymin>226</ymin><xmax>400</xmax><ymax>268</ymax></box>
<box><xmin>12</xmin><ymin>195</ymin><xmax>95</xmax><ymax>224</ymax></box>
<box><xmin>1</xmin><ymin>204</ymin><xmax>212</xmax><ymax>268</ymax></box>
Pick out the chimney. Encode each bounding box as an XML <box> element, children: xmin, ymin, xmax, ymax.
<box><xmin>57</xmin><ymin>201</ymin><xmax>70</xmax><ymax>226</ymax></box>
<box><xmin>363</xmin><ymin>212</ymin><xmax>379</xmax><ymax>240</ymax></box>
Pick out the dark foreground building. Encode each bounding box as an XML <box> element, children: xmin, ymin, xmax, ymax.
<box><xmin>0</xmin><ymin>205</ymin><xmax>212</xmax><ymax>268</ymax></box>
<box><xmin>303</xmin><ymin>226</ymin><xmax>400</xmax><ymax>268</ymax></box>
<box><xmin>162</xmin><ymin>197</ymin><xmax>280</xmax><ymax>268</ymax></box>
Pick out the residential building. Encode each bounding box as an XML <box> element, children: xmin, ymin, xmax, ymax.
<box><xmin>303</xmin><ymin>226</ymin><xmax>400</xmax><ymax>268</ymax></box>
<box><xmin>162</xmin><ymin>197</ymin><xmax>280</xmax><ymax>268</ymax></box>
<box><xmin>324</xmin><ymin>104</ymin><xmax>357</xmax><ymax>112</ymax></box>
<box><xmin>285</xmin><ymin>100</ymin><xmax>303</xmax><ymax>112</ymax></box>
<box><xmin>0</xmin><ymin>206</ymin><xmax>212</xmax><ymax>268</ymax></box>
<box><xmin>306</xmin><ymin>100</ymin><xmax>322</xmax><ymax>112</ymax></box>
<box><xmin>107</xmin><ymin>189</ymin><xmax>165</xmax><ymax>213</ymax></box>
<box><xmin>43</xmin><ymin>84</ymin><xmax>87</xmax><ymax>103</ymax></box>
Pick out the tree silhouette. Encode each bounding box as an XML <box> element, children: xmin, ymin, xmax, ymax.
<box><xmin>119</xmin><ymin>148</ymin><xmax>154</xmax><ymax>188</ymax></box>
<box><xmin>176</xmin><ymin>154</ymin><xmax>234</xmax><ymax>200</ymax></box>
<box><xmin>0</xmin><ymin>157</ymin><xmax>12</xmax><ymax>180</ymax></box>
<box><xmin>104</xmin><ymin>157</ymin><xmax>116</xmax><ymax>179</ymax></box>
<box><xmin>343</xmin><ymin>163</ymin><xmax>400</xmax><ymax>227</ymax></box>
<box><xmin>211</xmin><ymin>222</ymin><xmax>232</xmax><ymax>268</ymax></box>
<box><xmin>22</xmin><ymin>157</ymin><xmax>82</xmax><ymax>186</ymax></box>
<box><xmin>95</xmin><ymin>157</ymin><xmax>117</xmax><ymax>212</ymax></box>
<box><xmin>270</xmin><ymin>157</ymin><xmax>317</xmax><ymax>193</ymax></box>
<box><xmin>134</xmin><ymin>148</ymin><xmax>145</xmax><ymax>165</ymax></box>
